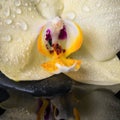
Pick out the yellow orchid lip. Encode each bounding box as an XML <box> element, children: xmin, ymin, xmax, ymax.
<box><xmin>37</xmin><ymin>17</ymin><xmax>83</xmax><ymax>74</ymax></box>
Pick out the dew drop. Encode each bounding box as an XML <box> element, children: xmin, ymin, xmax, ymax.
<box><xmin>16</xmin><ymin>8</ymin><xmax>22</xmax><ymax>14</ymax></box>
<box><xmin>4</xmin><ymin>7</ymin><xmax>11</xmax><ymax>17</ymax></box>
<box><xmin>28</xmin><ymin>7</ymin><xmax>32</xmax><ymax>11</ymax></box>
<box><xmin>31</xmin><ymin>15</ymin><xmax>34</xmax><ymax>18</ymax></box>
<box><xmin>1</xmin><ymin>35</ymin><xmax>12</xmax><ymax>42</ymax></box>
<box><xmin>12</xmin><ymin>14</ymin><xmax>16</xmax><ymax>18</ymax></box>
<box><xmin>5</xmin><ymin>19</ymin><xmax>13</xmax><ymax>25</ymax></box>
<box><xmin>14</xmin><ymin>0</ymin><xmax>21</xmax><ymax>7</ymax></box>
<box><xmin>82</xmin><ymin>5</ymin><xmax>90</xmax><ymax>12</ymax></box>
<box><xmin>33</xmin><ymin>7</ymin><xmax>36</xmax><ymax>10</ymax></box>
<box><xmin>66</xmin><ymin>12</ymin><xmax>76</xmax><ymax>20</ymax></box>
<box><xmin>24</xmin><ymin>3</ymin><xmax>28</xmax><ymax>7</ymax></box>
<box><xmin>96</xmin><ymin>3</ymin><xmax>101</xmax><ymax>8</ymax></box>
<box><xmin>16</xmin><ymin>21</ymin><xmax>28</xmax><ymax>31</ymax></box>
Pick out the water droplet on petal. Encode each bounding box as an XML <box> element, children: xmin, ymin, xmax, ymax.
<box><xmin>16</xmin><ymin>21</ymin><xmax>28</xmax><ymax>31</ymax></box>
<box><xmin>16</xmin><ymin>8</ymin><xmax>22</xmax><ymax>14</ymax></box>
<box><xmin>96</xmin><ymin>3</ymin><xmax>101</xmax><ymax>8</ymax></box>
<box><xmin>31</xmin><ymin>15</ymin><xmax>34</xmax><ymax>18</ymax></box>
<box><xmin>28</xmin><ymin>7</ymin><xmax>32</xmax><ymax>11</ymax></box>
<box><xmin>12</xmin><ymin>14</ymin><xmax>16</xmax><ymax>18</ymax></box>
<box><xmin>4</xmin><ymin>7</ymin><xmax>11</xmax><ymax>17</ymax></box>
<box><xmin>82</xmin><ymin>5</ymin><xmax>90</xmax><ymax>12</ymax></box>
<box><xmin>5</xmin><ymin>19</ymin><xmax>13</xmax><ymax>25</ymax></box>
<box><xmin>24</xmin><ymin>3</ymin><xmax>28</xmax><ymax>7</ymax></box>
<box><xmin>1</xmin><ymin>35</ymin><xmax>12</xmax><ymax>42</ymax></box>
<box><xmin>14</xmin><ymin>0</ymin><xmax>21</xmax><ymax>7</ymax></box>
<box><xmin>66</xmin><ymin>12</ymin><xmax>76</xmax><ymax>20</ymax></box>
<box><xmin>33</xmin><ymin>7</ymin><xmax>36</xmax><ymax>10</ymax></box>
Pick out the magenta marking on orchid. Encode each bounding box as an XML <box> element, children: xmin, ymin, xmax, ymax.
<box><xmin>58</xmin><ymin>25</ymin><xmax>67</xmax><ymax>40</ymax></box>
<box><xmin>45</xmin><ymin>29</ymin><xmax>52</xmax><ymax>41</ymax></box>
<box><xmin>45</xmin><ymin>29</ymin><xmax>52</xmax><ymax>46</ymax></box>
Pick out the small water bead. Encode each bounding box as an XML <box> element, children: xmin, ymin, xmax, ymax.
<box><xmin>96</xmin><ymin>3</ymin><xmax>101</xmax><ymax>8</ymax></box>
<box><xmin>16</xmin><ymin>21</ymin><xmax>28</xmax><ymax>31</ymax></box>
<box><xmin>82</xmin><ymin>5</ymin><xmax>90</xmax><ymax>12</ymax></box>
<box><xmin>21</xmin><ymin>22</ymin><xmax>28</xmax><ymax>31</ymax></box>
<box><xmin>66</xmin><ymin>12</ymin><xmax>76</xmax><ymax>20</ymax></box>
<box><xmin>12</xmin><ymin>14</ymin><xmax>16</xmax><ymax>18</ymax></box>
<box><xmin>1</xmin><ymin>35</ymin><xmax>12</xmax><ymax>42</ymax></box>
<box><xmin>16</xmin><ymin>8</ymin><xmax>22</xmax><ymax>14</ymax></box>
<box><xmin>24</xmin><ymin>3</ymin><xmax>28</xmax><ymax>6</ymax></box>
<box><xmin>5</xmin><ymin>19</ymin><xmax>13</xmax><ymax>25</ymax></box>
<box><xmin>14</xmin><ymin>0</ymin><xmax>21</xmax><ymax>7</ymax></box>
<box><xmin>33</xmin><ymin>7</ymin><xmax>36</xmax><ymax>10</ymax></box>
<box><xmin>4</xmin><ymin>7</ymin><xmax>11</xmax><ymax>17</ymax></box>
<box><xmin>31</xmin><ymin>15</ymin><xmax>34</xmax><ymax>18</ymax></box>
<box><xmin>28</xmin><ymin>7</ymin><xmax>32</xmax><ymax>11</ymax></box>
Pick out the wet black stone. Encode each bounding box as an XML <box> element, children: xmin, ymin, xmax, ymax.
<box><xmin>115</xmin><ymin>91</ymin><xmax>120</xmax><ymax>99</ymax></box>
<box><xmin>0</xmin><ymin>88</ymin><xmax>9</xmax><ymax>103</ymax></box>
<box><xmin>0</xmin><ymin>72</ymin><xmax>72</xmax><ymax>97</ymax></box>
<box><xmin>0</xmin><ymin>107</ymin><xmax>6</xmax><ymax>116</ymax></box>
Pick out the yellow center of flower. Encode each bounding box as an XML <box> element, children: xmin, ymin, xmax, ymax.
<box><xmin>37</xmin><ymin>17</ymin><xmax>83</xmax><ymax>73</ymax></box>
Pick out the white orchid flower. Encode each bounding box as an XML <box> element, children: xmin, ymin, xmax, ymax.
<box><xmin>0</xmin><ymin>0</ymin><xmax>120</xmax><ymax>85</ymax></box>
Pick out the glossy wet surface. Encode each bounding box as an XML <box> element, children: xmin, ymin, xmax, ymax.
<box><xmin>0</xmin><ymin>72</ymin><xmax>72</xmax><ymax>97</ymax></box>
<box><xmin>0</xmin><ymin>72</ymin><xmax>120</xmax><ymax>120</ymax></box>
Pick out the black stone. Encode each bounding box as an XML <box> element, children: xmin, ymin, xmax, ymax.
<box><xmin>0</xmin><ymin>88</ymin><xmax>9</xmax><ymax>103</ymax></box>
<box><xmin>0</xmin><ymin>72</ymin><xmax>72</xmax><ymax>97</ymax></box>
<box><xmin>115</xmin><ymin>91</ymin><xmax>120</xmax><ymax>99</ymax></box>
<box><xmin>0</xmin><ymin>107</ymin><xmax>6</xmax><ymax>116</ymax></box>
